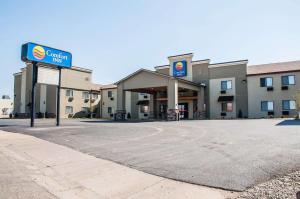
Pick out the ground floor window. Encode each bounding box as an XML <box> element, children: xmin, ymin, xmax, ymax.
<box><xmin>140</xmin><ymin>105</ymin><xmax>149</xmax><ymax>113</ymax></box>
<box><xmin>282</xmin><ymin>100</ymin><xmax>296</xmax><ymax>110</ymax></box>
<box><xmin>221</xmin><ymin>102</ymin><xmax>233</xmax><ymax>112</ymax></box>
<box><xmin>108</xmin><ymin>107</ymin><xmax>112</xmax><ymax>114</ymax></box>
<box><xmin>65</xmin><ymin>106</ymin><xmax>73</xmax><ymax>114</ymax></box>
<box><xmin>81</xmin><ymin>107</ymin><xmax>89</xmax><ymax>113</ymax></box>
<box><xmin>261</xmin><ymin>101</ymin><xmax>274</xmax><ymax>111</ymax></box>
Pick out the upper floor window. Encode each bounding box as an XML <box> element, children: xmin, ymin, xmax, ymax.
<box><xmin>92</xmin><ymin>93</ymin><xmax>98</xmax><ymax>99</ymax></box>
<box><xmin>221</xmin><ymin>80</ymin><xmax>232</xmax><ymax>91</ymax></box>
<box><xmin>261</xmin><ymin>101</ymin><xmax>274</xmax><ymax>111</ymax></box>
<box><xmin>260</xmin><ymin>77</ymin><xmax>273</xmax><ymax>87</ymax></box>
<box><xmin>108</xmin><ymin>91</ymin><xmax>113</xmax><ymax>98</ymax></box>
<box><xmin>82</xmin><ymin>91</ymin><xmax>89</xmax><ymax>99</ymax></box>
<box><xmin>66</xmin><ymin>89</ymin><xmax>73</xmax><ymax>97</ymax></box>
<box><xmin>282</xmin><ymin>100</ymin><xmax>296</xmax><ymax>110</ymax></box>
<box><xmin>282</xmin><ymin>75</ymin><xmax>295</xmax><ymax>85</ymax></box>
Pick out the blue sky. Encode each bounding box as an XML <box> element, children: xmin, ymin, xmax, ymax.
<box><xmin>1</xmin><ymin>0</ymin><xmax>300</xmax><ymax>97</ymax></box>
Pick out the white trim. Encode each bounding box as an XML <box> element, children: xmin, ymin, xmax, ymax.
<box><xmin>192</xmin><ymin>60</ymin><xmax>210</xmax><ymax>65</ymax></box>
<box><xmin>154</xmin><ymin>65</ymin><xmax>169</xmax><ymax>69</ymax></box>
<box><xmin>209</xmin><ymin>60</ymin><xmax>248</xmax><ymax>68</ymax></box>
<box><xmin>168</xmin><ymin>53</ymin><xmax>194</xmax><ymax>61</ymax></box>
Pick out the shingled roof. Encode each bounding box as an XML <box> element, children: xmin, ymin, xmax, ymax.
<box><xmin>247</xmin><ymin>60</ymin><xmax>300</xmax><ymax>76</ymax></box>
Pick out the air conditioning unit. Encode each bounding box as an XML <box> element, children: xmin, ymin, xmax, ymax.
<box><xmin>267</xmin><ymin>87</ymin><xmax>274</xmax><ymax>91</ymax></box>
<box><xmin>68</xmin><ymin>96</ymin><xmax>74</xmax><ymax>102</ymax></box>
<box><xmin>282</xmin><ymin>111</ymin><xmax>289</xmax><ymax>115</ymax></box>
<box><xmin>281</xmin><ymin>86</ymin><xmax>288</xmax><ymax>90</ymax></box>
<box><xmin>268</xmin><ymin>111</ymin><xmax>274</xmax><ymax>116</ymax></box>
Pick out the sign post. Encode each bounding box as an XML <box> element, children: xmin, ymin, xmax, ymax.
<box><xmin>30</xmin><ymin>62</ymin><xmax>38</xmax><ymax>127</ymax></box>
<box><xmin>56</xmin><ymin>68</ymin><xmax>61</xmax><ymax>126</ymax></box>
<box><xmin>21</xmin><ymin>42</ymin><xmax>72</xmax><ymax>127</ymax></box>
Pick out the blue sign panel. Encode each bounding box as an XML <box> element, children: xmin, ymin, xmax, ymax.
<box><xmin>173</xmin><ymin>60</ymin><xmax>187</xmax><ymax>77</ymax></box>
<box><xmin>21</xmin><ymin>42</ymin><xmax>72</xmax><ymax>68</ymax></box>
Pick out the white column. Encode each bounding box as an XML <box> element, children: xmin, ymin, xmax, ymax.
<box><xmin>167</xmin><ymin>79</ymin><xmax>178</xmax><ymax>110</ymax></box>
<box><xmin>40</xmin><ymin>84</ymin><xmax>47</xmax><ymax>113</ymax></box>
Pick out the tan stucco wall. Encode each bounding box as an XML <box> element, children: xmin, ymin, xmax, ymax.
<box><xmin>122</xmin><ymin>71</ymin><xmax>169</xmax><ymax>90</ymax></box>
<box><xmin>61</xmin><ymin>68</ymin><xmax>92</xmax><ymax>90</ymax></box>
<box><xmin>209</xmin><ymin>63</ymin><xmax>248</xmax><ymax>118</ymax></box>
<box><xmin>248</xmin><ymin>71</ymin><xmax>300</xmax><ymax>118</ymax></box>
<box><xmin>101</xmin><ymin>89</ymin><xmax>117</xmax><ymax>118</ymax></box>
<box><xmin>13</xmin><ymin>74</ymin><xmax>21</xmax><ymax>113</ymax></box>
<box><xmin>209</xmin><ymin>77</ymin><xmax>236</xmax><ymax>119</ymax></box>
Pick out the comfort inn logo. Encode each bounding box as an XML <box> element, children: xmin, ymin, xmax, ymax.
<box><xmin>32</xmin><ymin>45</ymin><xmax>46</xmax><ymax>60</ymax></box>
<box><xmin>175</xmin><ymin>61</ymin><xmax>184</xmax><ymax>71</ymax></box>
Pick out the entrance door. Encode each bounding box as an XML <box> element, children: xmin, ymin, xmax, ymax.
<box><xmin>178</xmin><ymin>103</ymin><xmax>189</xmax><ymax>119</ymax></box>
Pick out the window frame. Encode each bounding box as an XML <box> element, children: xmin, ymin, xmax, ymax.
<box><xmin>221</xmin><ymin>80</ymin><xmax>232</xmax><ymax>91</ymax></box>
<box><xmin>66</xmin><ymin>89</ymin><xmax>74</xmax><ymax>97</ymax></box>
<box><xmin>281</xmin><ymin>75</ymin><xmax>295</xmax><ymax>86</ymax></box>
<box><xmin>65</xmin><ymin>106</ymin><xmax>73</xmax><ymax>114</ymax></box>
<box><xmin>108</xmin><ymin>91</ymin><xmax>113</xmax><ymax>98</ymax></box>
<box><xmin>91</xmin><ymin>93</ymin><xmax>98</xmax><ymax>99</ymax></box>
<box><xmin>221</xmin><ymin>102</ymin><xmax>233</xmax><ymax>112</ymax></box>
<box><xmin>261</xmin><ymin>101</ymin><xmax>274</xmax><ymax>111</ymax></box>
<box><xmin>282</xmin><ymin>100</ymin><xmax>296</xmax><ymax>110</ymax></box>
<box><xmin>81</xmin><ymin>107</ymin><xmax>89</xmax><ymax>113</ymax></box>
<box><xmin>260</xmin><ymin>77</ymin><xmax>273</xmax><ymax>87</ymax></box>
<box><xmin>140</xmin><ymin>105</ymin><xmax>149</xmax><ymax>113</ymax></box>
<box><xmin>82</xmin><ymin>91</ymin><xmax>90</xmax><ymax>99</ymax></box>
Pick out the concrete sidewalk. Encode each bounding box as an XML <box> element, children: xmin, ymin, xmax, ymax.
<box><xmin>0</xmin><ymin>130</ymin><xmax>235</xmax><ymax>199</ymax></box>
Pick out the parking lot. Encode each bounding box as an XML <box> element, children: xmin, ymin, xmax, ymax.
<box><xmin>0</xmin><ymin>118</ymin><xmax>299</xmax><ymax>191</ymax></box>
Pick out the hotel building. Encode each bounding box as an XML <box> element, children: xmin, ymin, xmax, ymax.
<box><xmin>13</xmin><ymin>54</ymin><xmax>300</xmax><ymax>120</ymax></box>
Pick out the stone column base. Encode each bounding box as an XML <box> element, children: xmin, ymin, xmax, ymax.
<box><xmin>167</xmin><ymin>109</ymin><xmax>179</xmax><ymax>121</ymax></box>
<box><xmin>193</xmin><ymin>111</ymin><xmax>206</xmax><ymax>120</ymax></box>
<box><xmin>114</xmin><ymin>110</ymin><xmax>126</xmax><ymax>121</ymax></box>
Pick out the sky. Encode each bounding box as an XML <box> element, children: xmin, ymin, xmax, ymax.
<box><xmin>1</xmin><ymin>0</ymin><xmax>300</xmax><ymax>97</ymax></box>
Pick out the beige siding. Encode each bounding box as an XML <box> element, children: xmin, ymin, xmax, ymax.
<box><xmin>248</xmin><ymin>72</ymin><xmax>300</xmax><ymax>118</ymax></box>
<box><xmin>101</xmin><ymin>89</ymin><xmax>117</xmax><ymax>118</ymax></box>
<box><xmin>209</xmin><ymin>77</ymin><xmax>236</xmax><ymax>119</ymax></box>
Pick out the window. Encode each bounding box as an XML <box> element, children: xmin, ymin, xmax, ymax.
<box><xmin>82</xmin><ymin>91</ymin><xmax>89</xmax><ymax>99</ymax></box>
<box><xmin>108</xmin><ymin>107</ymin><xmax>112</xmax><ymax>114</ymax></box>
<box><xmin>81</xmin><ymin>107</ymin><xmax>89</xmax><ymax>113</ymax></box>
<box><xmin>66</xmin><ymin>89</ymin><xmax>73</xmax><ymax>97</ymax></box>
<box><xmin>260</xmin><ymin>77</ymin><xmax>273</xmax><ymax>87</ymax></box>
<box><xmin>282</xmin><ymin>75</ymin><xmax>295</xmax><ymax>85</ymax></box>
<box><xmin>221</xmin><ymin>102</ymin><xmax>233</xmax><ymax>112</ymax></box>
<box><xmin>65</xmin><ymin>106</ymin><xmax>73</xmax><ymax>114</ymax></box>
<box><xmin>140</xmin><ymin>105</ymin><xmax>149</xmax><ymax>113</ymax></box>
<box><xmin>261</xmin><ymin>101</ymin><xmax>274</xmax><ymax>111</ymax></box>
<box><xmin>108</xmin><ymin>91</ymin><xmax>113</xmax><ymax>98</ymax></box>
<box><xmin>221</xmin><ymin>80</ymin><xmax>232</xmax><ymax>90</ymax></box>
<box><xmin>282</xmin><ymin>100</ymin><xmax>296</xmax><ymax>110</ymax></box>
<box><xmin>92</xmin><ymin>93</ymin><xmax>98</xmax><ymax>99</ymax></box>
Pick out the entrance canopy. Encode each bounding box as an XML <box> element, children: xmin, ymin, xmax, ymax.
<box><xmin>115</xmin><ymin>68</ymin><xmax>206</xmax><ymax>120</ymax></box>
<box><xmin>115</xmin><ymin>68</ymin><xmax>202</xmax><ymax>92</ymax></box>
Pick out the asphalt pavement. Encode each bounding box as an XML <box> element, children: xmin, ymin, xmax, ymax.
<box><xmin>0</xmin><ymin>118</ymin><xmax>299</xmax><ymax>191</ymax></box>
